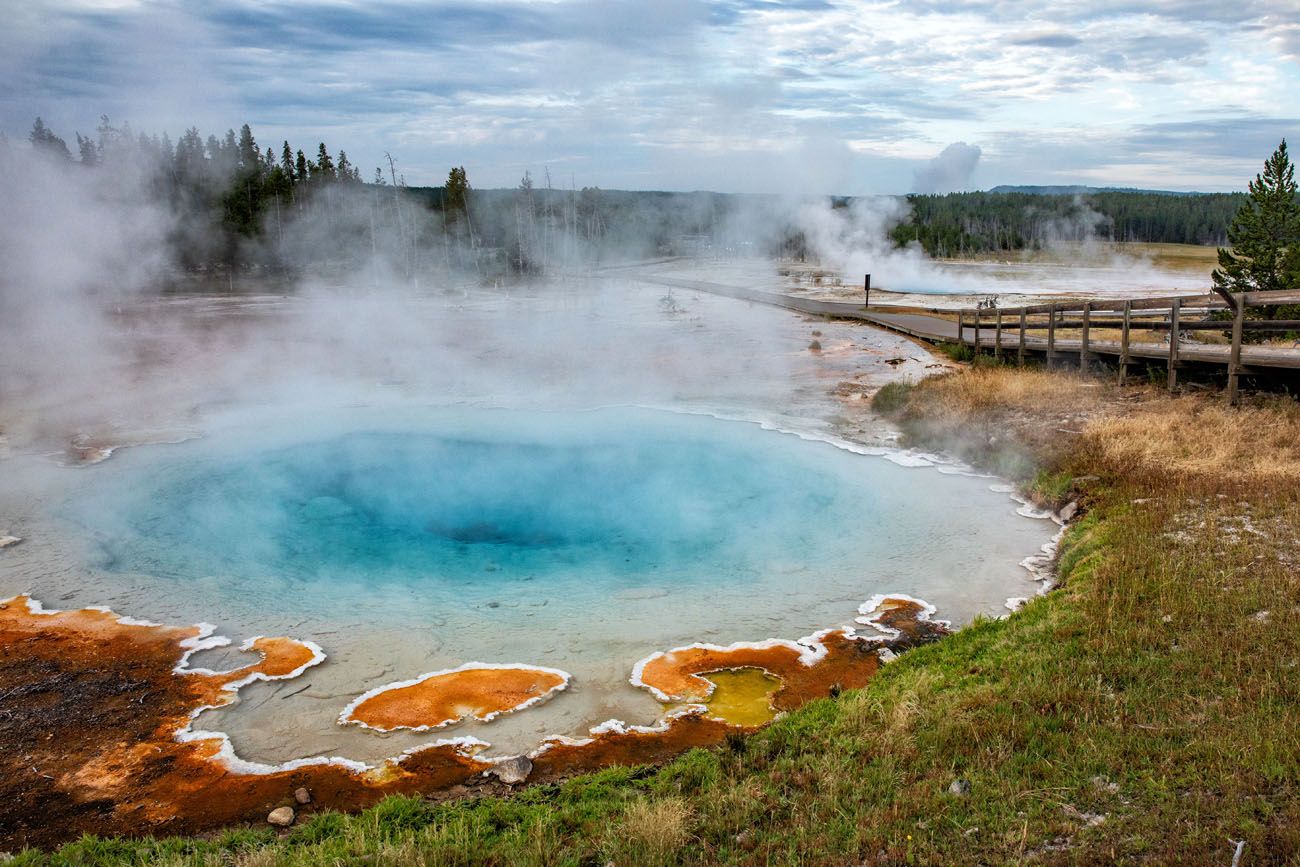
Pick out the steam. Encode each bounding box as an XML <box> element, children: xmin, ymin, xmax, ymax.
<box><xmin>0</xmin><ymin>142</ymin><xmax>814</xmax><ymax>448</ymax></box>
<box><xmin>0</xmin><ymin>146</ymin><xmax>175</xmax><ymax>438</ymax></box>
<box><xmin>785</xmin><ymin>197</ymin><xmax>987</xmax><ymax>293</ymax></box>
<box><xmin>913</xmin><ymin>142</ymin><xmax>982</xmax><ymax>194</ymax></box>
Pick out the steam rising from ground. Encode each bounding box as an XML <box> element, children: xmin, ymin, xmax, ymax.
<box><xmin>0</xmin><ymin>141</ymin><xmax>1203</xmax><ymax>448</ymax></box>
<box><xmin>913</xmin><ymin>142</ymin><xmax>982</xmax><ymax>194</ymax></box>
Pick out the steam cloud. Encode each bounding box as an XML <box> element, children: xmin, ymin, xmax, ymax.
<box><xmin>913</xmin><ymin>142</ymin><xmax>982</xmax><ymax>194</ymax></box>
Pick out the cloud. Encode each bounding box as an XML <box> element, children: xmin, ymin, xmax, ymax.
<box><xmin>1009</xmin><ymin>32</ymin><xmax>1083</xmax><ymax>48</ymax></box>
<box><xmin>3</xmin><ymin>0</ymin><xmax>1298</xmax><ymax>192</ymax></box>
<box><xmin>913</xmin><ymin>142</ymin><xmax>983</xmax><ymax>194</ymax></box>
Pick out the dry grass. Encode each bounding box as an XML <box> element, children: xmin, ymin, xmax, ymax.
<box><xmin>894</xmin><ymin>366</ymin><xmax>1128</xmax><ymax>480</ymax></box>
<box><xmin>898</xmin><ymin>366</ymin><xmax>1300</xmax><ymax>487</ymax></box>
<box><xmin>1084</xmin><ymin>396</ymin><xmax>1300</xmax><ymax>482</ymax></box>
<box><xmin>611</xmin><ymin>797</ymin><xmax>692</xmax><ymax>864</ymax></box>
<box><xmin>904</xmin><ymin>365</ymin><xmax>1109</xmax><ymax>417</ymax></box>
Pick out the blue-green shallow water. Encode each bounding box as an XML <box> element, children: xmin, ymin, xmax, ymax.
<box><xmin>37</xmin><ymin>405</ymin><xmax>1054</xmax><ymax>761</ymax></box>
<box><xmin>69</xmin><ymin>407</ymin><xmax>899</xmax><ymax>614</ymax></box>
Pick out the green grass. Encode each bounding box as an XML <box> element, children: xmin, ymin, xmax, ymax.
<box><xmin>870</xmin><ymin>380</ymin><xmax>914</xmax><ymax>414</ymax></box>
<box><xmin>17</xmin><ymin>373</ymin><xmax>1300</xmax><ymax>865</ymax></box>
<box><xmin>935</xmin><ymin>341</ymin><xmax>975</xmax><ymax>363</ymax></box>
<box><xmin>1028</xmin><ymin>468</ymin><xmax>1074</xmax><ymax>507</ymax></box>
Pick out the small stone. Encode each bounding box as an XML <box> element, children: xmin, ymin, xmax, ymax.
<box><xmin>267</xmin><ymin>806</ymin><xmax>295</xmax><ymax>827</ymax></box>
<box><xmin>294</xmin><ymin>787</ymin><xmax>311</xmax><ymax>805</ymax></box>
<box><xmin>487</xmin><ymin>601</ymin><xmax>500</xmax><ymax>608</ymax></box>
<box><xmin>0</xmin><ymin>536</ymin><xmax>21</xmax><ymax>550</ymax></box>
<box><xmin>487</xmin><ymin>755</ymin><xmax>532</xmax><ymax>785</ymax></box>
<box><xmin>1252</xmin><ymin>610</ymin><xmax>1271</xmax><ymax>623</ymax></box>
<box><xmin>808</xmin><ymin>340</ymin><xmax>822</xmax><ymax>352</ymax></box>
<box><xmin>1161</xmin><ymin>614</ymin><xmax>1173</xmax><ymax>624</ymax></box>
<box><xmin>1058</xmin><ymin>501</ymin><xmax>1079</xmax><ymax>522</ymax></box>
<box><xmin>1090</xmin><ymin>775</ymin><xmax>1120</xmax><ymax>795</ymax></box>
<box><xmin>948</xmin><ymin>779</ymin><xmax>971</xmax><ymax>797</ymax></box>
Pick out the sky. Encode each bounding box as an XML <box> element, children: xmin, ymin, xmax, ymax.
<box><xmin>3</xmin><ymin>0</ymin><xmax>1299</xmax><ymax>194</ymax></box>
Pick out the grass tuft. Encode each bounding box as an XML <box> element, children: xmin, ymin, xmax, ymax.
<box><xmin>870</xmin><ymin>380</ymin><xmax>914</xmax><ymax>414</ymax></box>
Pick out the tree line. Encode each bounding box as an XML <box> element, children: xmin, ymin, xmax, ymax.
<box><xmin>11</xmin><ymin>116</ymin><xmax>753</xmax><ymax>280</ymax></box>
<box><xmin>15</xmin><ymin>115</ymin><xmax>404</xmax><ymax>272</ymax></box>
<box><xmin>889</xmin><ymin>189</ymin><xmax>1246</xmax><ymax>256</ymax></box>
<box><xmin>13</xmin><ymin>115</ymin><xmax>1292</xmax><ymax>289</ymax></box>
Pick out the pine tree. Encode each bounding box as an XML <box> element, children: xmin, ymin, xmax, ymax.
<box><xmin>445</xmin><ymin>165</ymin><xmax>470</xmax><ymax>214</ymax></box>
<box><xmin>316</xmin><ymin>143</ymin><xmax>335</xmax><ymax>180</ymax></box>
<box><xmin>1214</xmin><ymin>140</ymin><xmax>1300</xmax><ymax>296</ymax></box>
<box><xmin>281</xmin><ymin>141</ymin><xmax>295</xmax><ymax>183</ymax></box>
<box><xmin>29</xmin><ymin>117</ymin><xmax>72</xmax><ymax>161</ymax></box>
<box><xmin>295</xmin><ymin>149</ymin><xmax>309</xmax><ymax>183</ymax></box>
<box><xmin>75</xmin><ymin>132</ymin><xmax>99</xmax><ymax>166</ymax></box>
<box><xmin>237</xmin><ymin>124</ymin><xmax>259</xmax><ymax>171</ymax></box>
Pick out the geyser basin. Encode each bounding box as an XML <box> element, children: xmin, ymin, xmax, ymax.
<box><xmin>44</xmin><ymin>406</ymin><xmax>1051</xmax><ymax>761</ymax></box>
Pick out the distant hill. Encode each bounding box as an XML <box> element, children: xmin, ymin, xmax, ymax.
<box><xmin>989</xmin><ymin>184</ymin><xmax>1217</xmax><ymax>197</ymax></box>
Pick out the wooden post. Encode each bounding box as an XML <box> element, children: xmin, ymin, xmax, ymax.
<box><xmin>956</xmin><ymin>311</ymin><xmax>964</xmax><ymax>346</ymax></box>
<box><xmin>1017</xmin><ymin>309</ymin><xmax>1026</xmax><ymax>366</ymax></box>
<box><xmin>1166</xmin><ymin>299</ymin><xmax>1181</xmax><ymax>392</ymax></box>
<box><xmin>864</xmin><ymin>273</ymin><xmax>871</xmax><ymax>309</ymax></box>
<box><xmin>974</xmin><ymin>310</ymin><xmax>981</xmax><ymax>356</ymax></box>
<box><xmin>1227</xmin><ymin>294</ymin><xmax>1244</xmax><ymax>405</ymax></box>
<box><xmin>1080</xmin><ymin>301</ymin><xmax>1091</xmax><ymax>370</ymax></box>
<box><xmin>1118</xmin><ymin>300</ymin><xmax>1131</xmax><ymax>385</ymax></box>
<box><xmin>1047</xmin><ymin>303</ymin><xmax>1057</xmax><ymax>366</ymax></box>
<box><xmin>994</xmin><ymin>310</ymin><xmax>1003</xmax><ymax>361</ymax></box>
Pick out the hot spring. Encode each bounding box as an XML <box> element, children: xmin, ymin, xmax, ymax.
<box><xmin>3</xmin><ymin>402</ymin><xmax>1054</xmax><ymax>762</ymax></box>
<box><xmin>0</xmin><ymin>280</ymin><xmax>1058</xmax><ymax>765</ymax></box>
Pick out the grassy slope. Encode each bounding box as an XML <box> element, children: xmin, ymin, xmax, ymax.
<box><xmin>18</xmin><ymin>369</ymin><xmax>1300</xmax><ymax>866</ymax></box>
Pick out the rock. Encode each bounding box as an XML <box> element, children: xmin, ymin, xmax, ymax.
<box><xmin>949</xmin><ymin>779</ymin><xmax>971</xmax><ymax>797</ymax></box>
<box><xmin>808</xmin><ymin>340</ymin><xmax>822</xmax><ymax>352</ymax></box>
<box><xmin>294</xmin><ymin>787</ymin><xmax>312</xmax><ymax>805</ymax></box>
<box><xmin>0</xmin><ymin>536</ymin><xmax>20</xmax><ymax>550</ymax></box>
<box><xmin>1058</xmin><ymin>501</ymin><xmax>1079</xmax><ymax>522</ymax></box>
<box><xmin>1090</xmin><ymin>775</ymin><xmax>1120</xmax><ymax>795</ymax></box>
<box><xmin>487</xmin><ymin>756</ymin><xmax>532</xmax><ymax>785</ymax></box>
<box><xmin>1061</xmin><ymin>804</ymin><xmax>1105</xmax><ymax>827</ymax></box>
<box><xmin>267</xmin><ymin>806</ymin><xmax>295</xmax><ymax>827</ymax></box>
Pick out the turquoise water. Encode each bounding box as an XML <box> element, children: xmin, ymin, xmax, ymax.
<box><xmin>73</xmin><ymin>408</ymin><xmax>887</xmax><ymax>613</ymax></box>
<box><xmin>46</xmin><ymin>405</ymin><xmax>1053</xmax><ymax>761</ymax></box>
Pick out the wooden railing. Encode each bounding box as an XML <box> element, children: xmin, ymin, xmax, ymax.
<box><xmin>949</xmin><ymin>288</ymin><xmax>1300</xmax><ymax>404</ymax></box>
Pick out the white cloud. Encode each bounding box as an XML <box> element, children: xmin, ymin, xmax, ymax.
<box><xmin>3</xmin><ymin>0</ymin><xmax>1298</xmax><ymax>192</ymax></box>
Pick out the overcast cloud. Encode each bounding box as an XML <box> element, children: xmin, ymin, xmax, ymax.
<box><xmin>2</xmin><ymin>0</ymin><xmax>1297</xmax><ymax>193</ymax></box>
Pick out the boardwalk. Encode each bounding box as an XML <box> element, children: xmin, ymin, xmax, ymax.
<box><xmin>637</xmin><ymin>273</ymin><xmax>1300</xmax><ymax>375</ymax></box>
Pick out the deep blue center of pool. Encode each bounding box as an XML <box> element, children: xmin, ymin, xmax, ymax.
<box><xmin>77</xmin><ymin>411</ymin><xmax>890</xmax><ymax>596</ymax></box>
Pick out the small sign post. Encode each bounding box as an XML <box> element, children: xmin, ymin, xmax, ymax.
<box><xmin>864</xmin><ymin>273</ymin><xmax>871</xmax><ymax>309</ymax></box>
